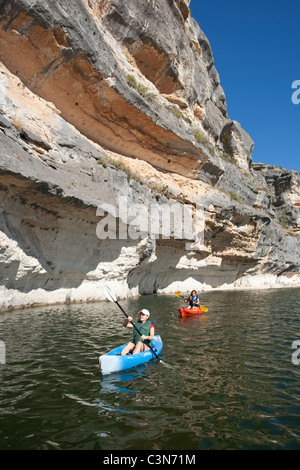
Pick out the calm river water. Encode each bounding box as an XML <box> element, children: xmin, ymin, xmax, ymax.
<box><xmin>0</xmin><ymin>288</ymin><xmax>300</xmax><ymax>450</ymax></box>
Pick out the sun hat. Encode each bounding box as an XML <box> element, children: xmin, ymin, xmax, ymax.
<box><xmin>138</xmin><ymin>309</ymin><xmax>150</xmax><ymax>317</ymax></box>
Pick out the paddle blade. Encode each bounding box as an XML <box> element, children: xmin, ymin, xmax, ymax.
<box><xmin>200</xmin><ymin>306</ymin><xmax>208</xmax><ymax>312</ymax></box>
<box><xmin>160</xmin><ymin>359</ymin><xmax>173</xmax><ymax>369</ymax></box>
<box><xmin>103</xmin><ymin>285</ymin><xmax>117</xmax><ymax>303</ymax></box>
<box><xmin>174</xmin><ymin>291</ymin><xmax>182</xmax><ymax>297</ymax></box>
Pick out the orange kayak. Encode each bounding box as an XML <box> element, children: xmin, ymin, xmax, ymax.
<box><xmin>179</xmin><ymin>307</ymin><xmax>205</xmax><ymax>317</ymax></box>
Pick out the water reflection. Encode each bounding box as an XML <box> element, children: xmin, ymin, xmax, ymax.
<box><xmin>100</xmin><ymin>370</ymin><xmax>142</xmax><ymax>394</ymax></box>
<box><xmin>178</xmin><ymin>314</ymin><xmax>209</xmax><ymax>325</ymax></box>
<box><xmin>98</xmin><ymin>367</ymin><xmax>153</xmax><ymax>414</ymax></box>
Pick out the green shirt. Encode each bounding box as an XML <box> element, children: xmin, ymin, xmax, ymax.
<box><xmin>132</xmin><ymin>320</ymin><xmax>153</xmax><ymax>345</ymax></box>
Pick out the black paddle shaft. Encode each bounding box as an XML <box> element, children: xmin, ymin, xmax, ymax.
<box><xmin>115</xmin><ymin>300</ymin><xmax>160</xmax><ymax>361</ymax></box>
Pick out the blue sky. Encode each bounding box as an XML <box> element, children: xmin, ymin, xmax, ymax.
<box><xmin>190</xmin><ymin>0</ymin><xmax>300</xmax><ymax>171</ymax></box>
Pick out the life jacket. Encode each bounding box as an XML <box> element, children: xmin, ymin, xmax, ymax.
<box><xmin>189</xmin><ymin>294</ymin><xmax>198</xmax><ymax>306</ymax></box>
<box><xmin>132</xmin><ymin>320</ymin><xmax>154</xmax><ymax>345</ymax></box>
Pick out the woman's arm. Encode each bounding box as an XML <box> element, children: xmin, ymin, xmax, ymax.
<box><xmin>123</xmin><ymin>316</ymin><xmax>134</xmax><ymax>328</ymax></box>
<box><xmin>141</xmin><ymin>326</ymin><xmax>155</xmax><ymax>342</ymax></box>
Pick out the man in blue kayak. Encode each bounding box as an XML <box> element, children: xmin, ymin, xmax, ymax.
<box><xmin>121</xmin><ymin>309</ymin><xmax>155</xmax><ymax>355</ymax></box>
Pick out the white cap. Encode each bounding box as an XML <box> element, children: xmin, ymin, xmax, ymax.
<box><xmin>138</xmin><ymin>309</ymin><xmax>150</xmax><ymax>317</ymax></box>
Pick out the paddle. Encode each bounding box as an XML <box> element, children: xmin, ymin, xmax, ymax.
<box><xmin>175</xmin><ymin>291</ymin><xmax>208</xmax><ymax>312</ymax></box>
<box><xmin>103</xmin><ymin>285</ymin><xmax>170</xmax><ymax>367</ymax></box>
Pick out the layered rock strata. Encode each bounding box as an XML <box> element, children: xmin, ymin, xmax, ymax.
<box><xmin>0</xmin><ymin>0</ymin><xmax>299</xmax><ymax>312</ymax></box>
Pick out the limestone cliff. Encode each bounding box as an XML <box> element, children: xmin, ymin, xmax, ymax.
<box><xmin>0</xmin><ymin>0</ymin><xmax>299</xmax><ymax>312</ymax></box>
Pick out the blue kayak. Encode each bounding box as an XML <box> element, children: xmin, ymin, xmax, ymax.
<box><xmin>99</xmin><ymin>335</ymin><xmax>163</xmax><ymax>375</ymax></box>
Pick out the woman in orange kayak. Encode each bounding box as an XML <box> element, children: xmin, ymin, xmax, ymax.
<box><xmin>184</xmin><ymin>290</ymin><xmax>200</xmax><ymax>310</ymax></box>
<box><xmin>121</xmin><ymin>309</ymin><xmax>155</xmax><ymax>355</ymax></box>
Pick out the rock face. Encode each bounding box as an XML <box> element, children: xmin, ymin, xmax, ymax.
<box><xmin>0</xmin><ymin>0</ymin><xmax>299</xmax><ymax>312</ymax></box>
